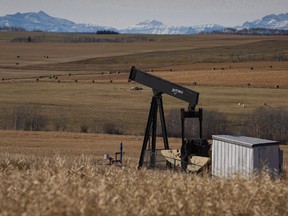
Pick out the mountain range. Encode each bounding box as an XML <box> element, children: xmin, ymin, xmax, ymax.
<box><xmin>120</xmin><ymin>20</ymin><xmax>225</xmax><ymax>34</ymax></box>
<box><xmin>0</xmin><ymin>11</ymin><xmax>288</xmax><ymax>34</ymax></box>
<box><xmin>242</xmin><ymin>13</ymin><xmax>288</xmax><ymax>30</ymax></box>
<box><xmin>0</xmin><ymin>11</ymin><xmax>117</xmax><ymax>33</ymax></box>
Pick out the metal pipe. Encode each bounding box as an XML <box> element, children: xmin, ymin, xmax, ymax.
<box><xmin>120</xmin><ymin>142</ymin><xmax>123</xmax><ymax>162</ymax></box>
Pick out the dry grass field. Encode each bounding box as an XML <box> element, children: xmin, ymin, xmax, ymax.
<box><xmin>0</xmin><ymin>33</ymin><xmax>288</xmax><ymax>215</ymax></box>
<box><xmin>0</xmin><ymin>130</ymin><xmax>287</xmax><ymax>215</ymax></box>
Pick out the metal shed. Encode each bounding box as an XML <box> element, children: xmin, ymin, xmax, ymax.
<box><xmin>212</xmin><ymin>135</ymin><xmax>283</xmax><ymax>177</ymax></box>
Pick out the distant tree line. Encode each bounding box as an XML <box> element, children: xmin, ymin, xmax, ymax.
<box><xmin>0</xmin><ymin>26</ymin><xmax>26</xmax><ymax>32</ymax></box>
<box><xmin>0</xmin><ymin>103</ymin><xmax>122</xmax><ymax>134</ymax></box>
<box><xmin>211</xmin><ymin>28</ymin><xmax>288</xmax><ymax>36</ymax></box>
<box><xmin>239</xmin><ymin>107</ymin><xmax>288</xmax><ymax>143</ymax></box>
<box><xmin>8</xmin><ymin>104</ymin><xmax>48</xmax><ymax>131</ymax></box>
<box><xmin>10</xmin><ymin>35</ymin><xmax>155</xmax><ymax>43</ymax></box>
<box><xmin>96</xmin><ymin>30</ymin><xmax>119</xmax><ymax>34</ymax></box>
<box><xmin>159</xmin><ymin>107</ymin><xmax>288</xmax><ymax>144</ymax></box>
<box><xmin>0</xmin><ymin>104</ymin><xmax>287</xmax><ymax>143</ymax></box>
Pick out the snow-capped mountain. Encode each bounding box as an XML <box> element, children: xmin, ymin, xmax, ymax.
<box><xmin>0</xmin><ymin>11</ymin><xmax>225</xmax><ymax>34</ymax></box>
<box><xmin>122</xmin><ymin>20</ymin><xmax>170</xmax><ymax>34</ymax></box>
<box><xmin>0</xmin><ymin>11</ymin><xmax>288</xmax><ymax>34</ymax></box>
<box><xmin>241</xmin><ymin>13</ymin><xmax>288</xmax><ymax>30</ymax></box>
<box><xmin>120</xmin><ymin>20</ymin><xmax>224</xmax><ymax>34</ymax></box>
<box><xmin>0</xmin><ymin>11</ymin><xmax>116</xmax><ymax>32</ymax></box>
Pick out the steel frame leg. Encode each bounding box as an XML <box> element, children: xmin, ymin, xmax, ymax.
<box><xmin>138</xmin><ymin>95</ymin><xmax>170</xmax><ymax>169</ymax></box>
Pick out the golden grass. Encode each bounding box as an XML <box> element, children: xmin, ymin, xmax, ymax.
<box><xmin>154</xmin><ymin>61</ymin><xmax>288</xmax><ymax>88</ymax></box>
<box><xmin>1</xmin><ymin>34</ymin><xmax>259</xmax><ymax>67</ymax></box>
<box><xmin>1</xmin><ymin>34</ymin><xmax>287</xmax><ymax>70</ymax></box>
<box><xmin>0</xmin><ymin>130</ymin><xmax>287</xmax><ymax>216</ymax></box>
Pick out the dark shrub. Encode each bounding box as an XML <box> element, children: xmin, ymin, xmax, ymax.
<box><xmin>159</xmin><ymin>109</ymin><xmax>228</xmax><ymax>139</ymax></box>
<box><xmin>103</xmin><ymin>122</ymin><xmax>122</xmax><ymax>135</ymax></box>
<box><xmin>80</xmin><ymin>125</ymin><xmax>88</xmax><ymax>133</ymax></box>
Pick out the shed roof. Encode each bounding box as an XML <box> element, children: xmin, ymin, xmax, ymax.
<box><xmin>212</xmin><ymin>135</ymin><xmax>280</xmax><ymax>148</ymax></box>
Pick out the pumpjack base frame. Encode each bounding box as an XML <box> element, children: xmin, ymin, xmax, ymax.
<box><xmin>138</xmin><ymin>93</ymin><xmax>204</xmax><ymax>169</ymax></box>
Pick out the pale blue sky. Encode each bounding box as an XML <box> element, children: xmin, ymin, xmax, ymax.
<box><xmin>0</xmin><ymin>0</ymin><xmax>287</xmax><ymax>28</ymax></box>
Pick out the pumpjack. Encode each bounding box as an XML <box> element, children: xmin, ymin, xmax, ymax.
<box><xmin>128</xmin><ymin>67</ymin><xmax>210</xmax><ymax>172</ymax></box>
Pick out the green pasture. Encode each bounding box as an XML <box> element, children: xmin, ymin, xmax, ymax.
<box><xmin>0</xmin><ymin>82</ymin><xmax>287</xmax><ymax>134</ymax></box>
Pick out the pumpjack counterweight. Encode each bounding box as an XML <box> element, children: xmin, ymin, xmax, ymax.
<box><xmin>128</xmin><ymin>67</ymin><xmax>207</xmax><ymax>170</ymax></box>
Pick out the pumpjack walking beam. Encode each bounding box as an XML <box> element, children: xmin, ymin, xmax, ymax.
<box><xmin>128</xmin><ymin>66</ymin><xmax>202</xmax><ymax>169</ymax></box>
<box><xmin>129</xmin><ymin>67</ymin><xmax>199</xmax><ymax>111</ymax></box>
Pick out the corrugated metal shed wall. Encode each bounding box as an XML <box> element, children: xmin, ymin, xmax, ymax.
<box><xmin>212</xmin><ymin>139</ymin><xmax>254</xmax><ymax>177</ymax></box>
<box><xmin>212</xmin><ymin>135</ymin><xmax>281</xmax><ymax>178</ymax></box>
